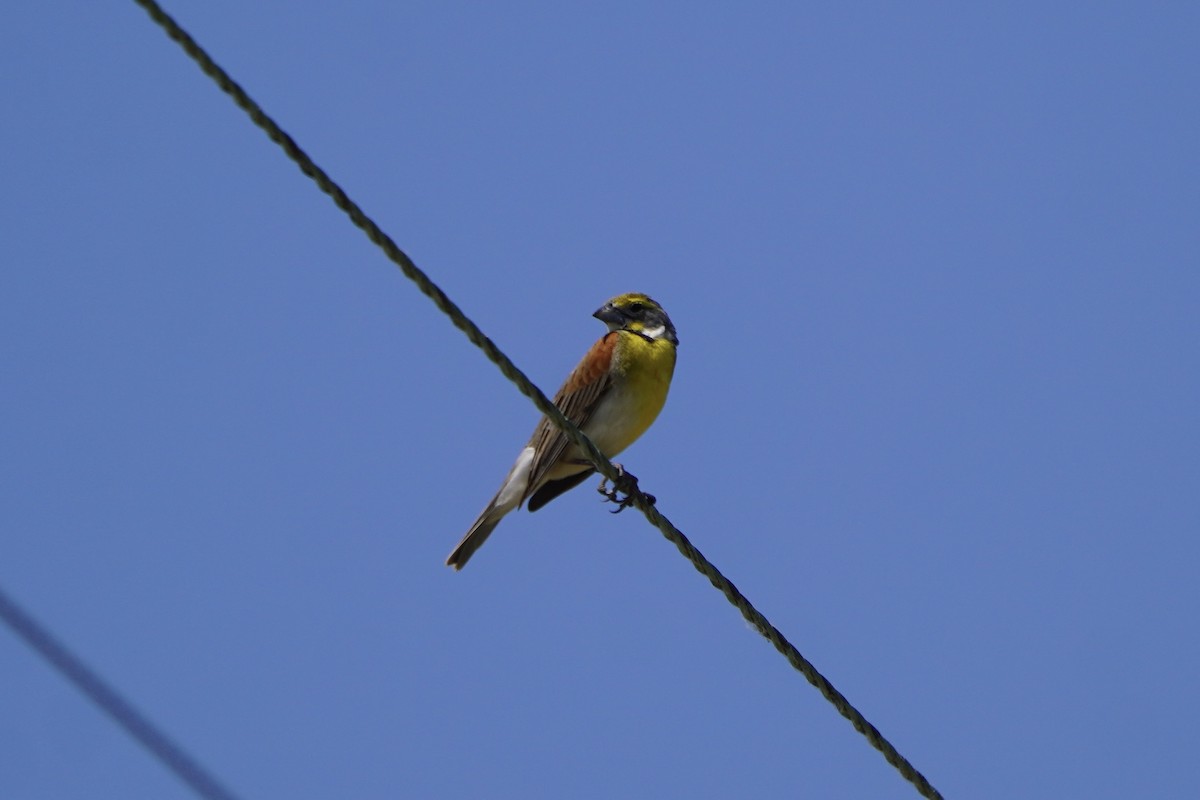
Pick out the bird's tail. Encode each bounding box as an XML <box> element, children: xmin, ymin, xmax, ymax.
<box><xmin>447</xmin><ymin>446</ymin><xmax>533</xmax><ymax>570</ymax></box>
<box><xmin>445</xmin><ymin>500</ymin><xmax>507</xmax><ymax>570</ymax></box>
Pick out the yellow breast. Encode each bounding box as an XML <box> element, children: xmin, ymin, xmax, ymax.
<box><xmin>585</xmin><ymin>331</ymin><xmax>676</xmax><ymax>457</ymax></box>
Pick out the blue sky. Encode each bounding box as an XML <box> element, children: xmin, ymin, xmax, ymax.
<box><xmin>2</xmin><ymin>2</ymin><xmax>1197</xmax><ymax>798</ymax></box>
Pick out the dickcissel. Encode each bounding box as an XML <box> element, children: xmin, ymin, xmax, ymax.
<box><xmin>446</xmin><ymin>292</ymin><xmax>678</xmax><ymax>569</ymax></box>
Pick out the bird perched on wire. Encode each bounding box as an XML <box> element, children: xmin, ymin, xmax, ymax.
<box><xmin>446</xmin><ymin>292</ymin><xmax>678</xmax><ymax>570</ymax></box>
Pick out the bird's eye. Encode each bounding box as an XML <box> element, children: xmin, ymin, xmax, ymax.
<box><xmin>628</xmin><ymin>302</ymin><xmax>645</xmax><ymax>313</ymax></box>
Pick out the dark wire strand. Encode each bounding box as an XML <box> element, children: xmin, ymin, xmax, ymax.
<box><xmin>128</xmin><ymin>1</ymin><xmax>944</xmax><ymax>797</ymax></box>
<box><xmin>0</xmin><ymin>587</ymin><xmax>243</xmax><ymax>800</ymax></box>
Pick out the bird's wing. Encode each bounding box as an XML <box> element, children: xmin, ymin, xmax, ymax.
<box><xmin>522</xmin><ymin>332</ymin><xmax>617</xmax><ymax>501</ymax></box>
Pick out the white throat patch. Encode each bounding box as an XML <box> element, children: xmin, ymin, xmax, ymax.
<box><xmin>642</xmin><ymin>324</ymin><xmax>666</xmax><ymax>339</ymax></box>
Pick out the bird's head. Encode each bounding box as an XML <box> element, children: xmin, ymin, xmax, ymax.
<box><xmin>594</xmin><ymin>293</ymin><xmax>678</xmax><ymax>346</ymax></box>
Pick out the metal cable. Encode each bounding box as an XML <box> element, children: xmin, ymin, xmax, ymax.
<box><xmin>129</xmin><ymin>2</ymin><xmax>944</xmax><ymax>796</ymax></box>
<box><xmin>0</xmin><ymin>587</ymin><xmax>243</xmax><ymax>800</ymax></box>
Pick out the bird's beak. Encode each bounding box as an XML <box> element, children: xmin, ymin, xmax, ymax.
<box><xmin>593</xmin><ymin>302</ymin><xmax>625</xmax><ymax>326</ymax></box>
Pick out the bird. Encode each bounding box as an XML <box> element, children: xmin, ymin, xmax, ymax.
<box><xmin>446</xmin><ymin>292</ymin><xmax>678</xmax><ymax>570</ymax></box>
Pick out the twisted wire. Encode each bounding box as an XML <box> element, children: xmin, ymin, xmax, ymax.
<box><xmin>130</xmin><ymin>2</ymin><xmax>943</xmax><ymax>797</ymax></box>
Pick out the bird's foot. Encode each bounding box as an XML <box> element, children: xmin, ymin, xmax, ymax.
<box><xmin>597</xmin><ymin>465</ymin><xmax>654</xmax><ymax>513</ymax></box>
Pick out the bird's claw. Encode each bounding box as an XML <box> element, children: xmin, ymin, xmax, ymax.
<box><xmin>597</xmin><ymin>465</ymin><xmax>654</xmax><ymax>513</ymax></box>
